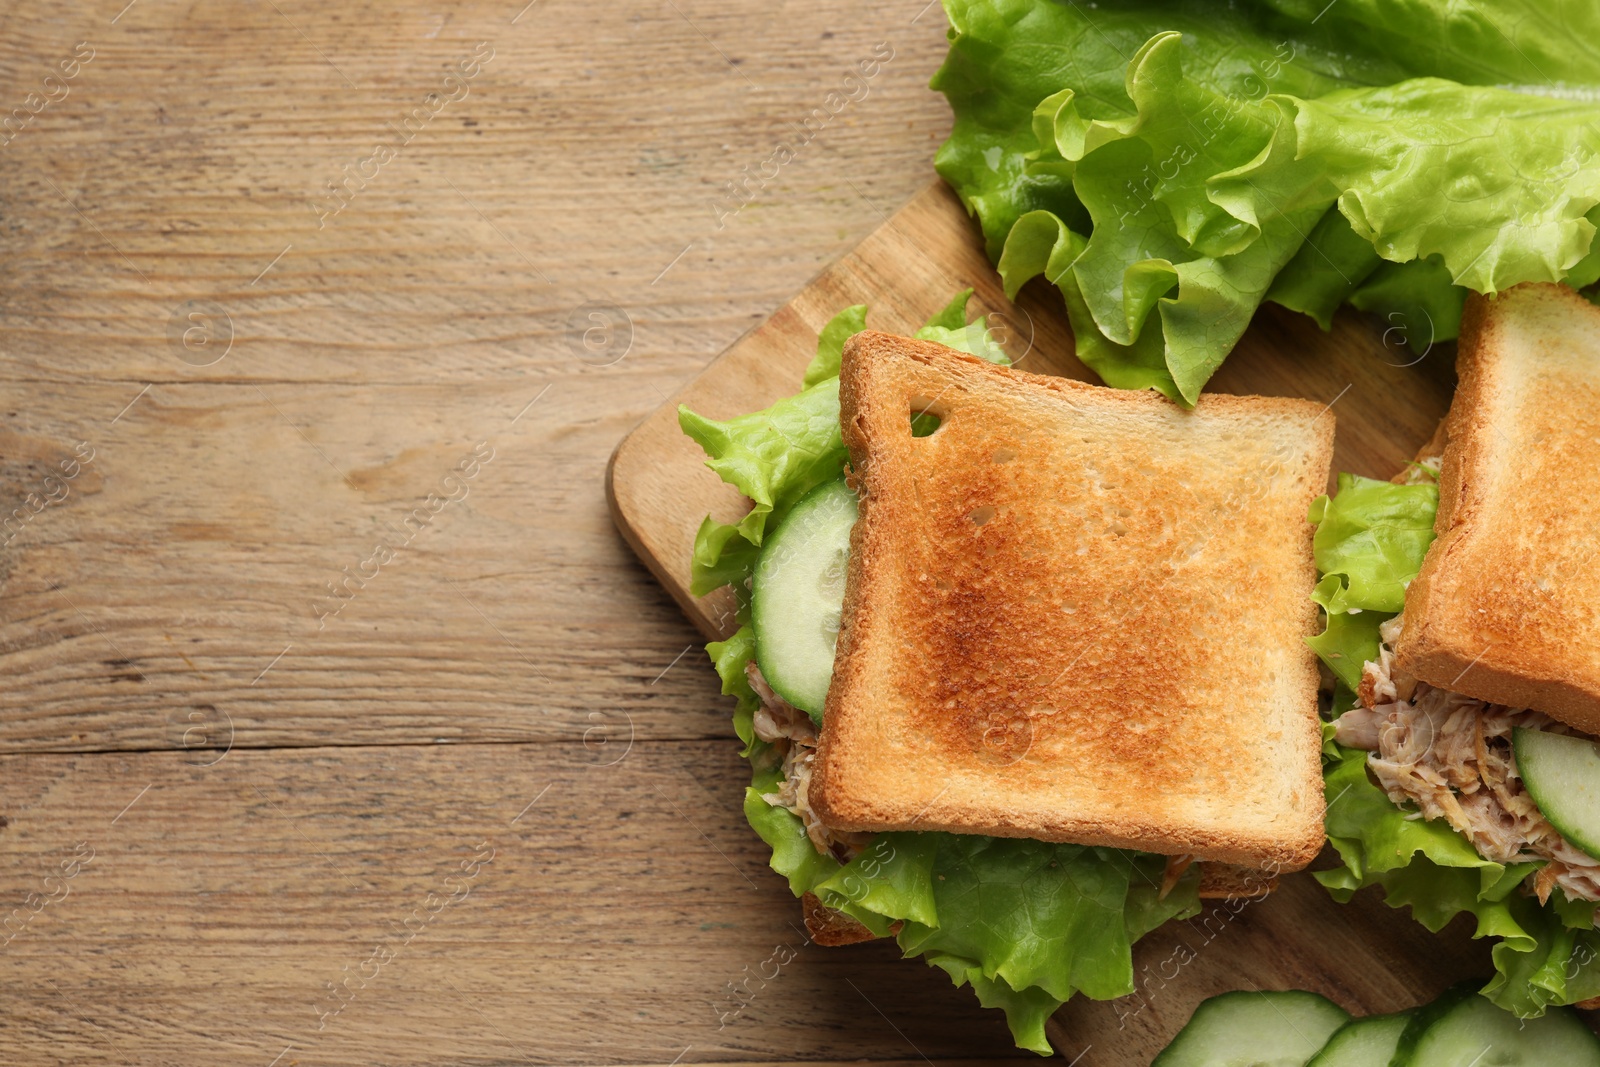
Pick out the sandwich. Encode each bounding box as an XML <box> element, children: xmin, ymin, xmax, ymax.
<box><xmin>1314</xmin><ymin>282</ymin><xmax>1600</xmax><ymax>1016</ymax></box>
<box><xmin>679</xmin><ymin>292</ymin><xmax>1335</xmax><ymax>1053</ymax></box>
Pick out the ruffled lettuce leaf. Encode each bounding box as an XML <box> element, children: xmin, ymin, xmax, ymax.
<box><xmin>1310</xmin><ymin>471</ymin><xmax>1600</xmax><ymax>1015</ymax></box>
<box><xmin>1309</xmin><ymin>473</ymin><xmax>1438</xmax><ymax>614</ymax></box>
<box><xmin>914</xmin><ymin>288</ymin><xmax>1014</xmax><ymax>366</ymax></box>
<box><xmin>891</xmin><ymin>841</ymin><xmax>1152</xmax><ymax>1003</ymax></box>
<box><xmin>1304</xmin><ymin>474</ymin><xmax>1437</xmax><ymax>699</ymax></box>
<box><xmin>997</xmin><ymin>208</ymin><xmax>1178</xmax><ymax>396</ymax></box>
<box><xmin>679</xmin><ymin>379</ymin><xmax>845</xmax><ymax>553</ymax></box>
<box><xmin>1306</xmin><ymin>574</ymin><xmax>1386</xmax><ymax>697</ymax></box>
<box><xmin>1252</xmin><ymin>0</ymin><xmax>1600</xmax><ymax>87</ymax></box>
<box><xmin>926</xmin><ymin>955</ymin><xmax>1062</xmax><ymax>1055</ymax></box>
<box><xmin>920</xmin><ymin>290</ymin><xmax>970</xmax><ymax>331</ymax></box>
<box><xmin>684</xmin><ymin>299</ymin><xmax>1200</xmax><ymax>1054</ymax></box>
<box><xmin>1345</xmin><ymin>257</ymin><xmax>1466</xmax><ymax>356</ymax></box>
<box><xmin>803</xmin><ymin>304</ymin><xmax>869</xmax><ymax>388</ymax></box>
<box><xmin>1266</xmin><ymin>208</ymin><xmax>1386</xmax><ymax>331</ymax></box>
<box><xmin>708</xmin><ymin>625</ymin><xmax>759</xmax><ymax>754</ymax></box>
<box><xmin>934</xmin><ymin>0</ymin><xmax>1600</xmax><ymax>404</ymax></box>
<box><xmin>746</xmin><ymin>767</ymin><xmax>840</xmax><ymax>897</ymax></box>
<box><xmin>932</xmin><ymin>0</ymin><xmax>1376</xmax><ymax>260</ymax></box>
<box><xmin>1277</xmin><ymin>82</ymin><xmax>1600</xmax><ymax>294</ymax></box>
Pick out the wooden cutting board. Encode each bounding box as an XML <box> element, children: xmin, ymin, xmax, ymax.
<box><xmin>607</xmin><ymin>180</ymin><xmax>1478</xmax><ymax>1063</ymax></box>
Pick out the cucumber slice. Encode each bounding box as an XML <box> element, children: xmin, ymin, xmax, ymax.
<box><xmin>1152</xmin><ymin>990</ymin><xmax>1351</xmax><ymax>1067</ymax></box>
<box><xmin>751</xmin><ymin>478</ymin><xmax>858</xmax><ymax>721</ymax></box>
<box><xmin>1514</xmin><ymin>726</ymin><xmax>1600</xmax><ymax>858</ymax></box>
<box><xmin>1306</xmin><ymin>1011</ymin><xmax>1412</xmax><ymax>1067</ymax></box>
<box><xmin>1393</xmin><ymin>984</ymin><xmax>1600</xmax><ymax>1067</ymax></box>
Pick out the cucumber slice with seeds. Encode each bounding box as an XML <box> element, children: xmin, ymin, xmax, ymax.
<box><xmin>1392</xmin><ymin>984</ymin><xmax>1600</xmax><ymax>1067</ymax></box>
<box><xmin>1152</xmin><ymin>990</ymin><xmax>1350</xmax><ymax>1067</ymax></box>
<box><xmin>1513</xmin><ymin>726</ymin><xmax>1600</xmax><ymax>859</ymax></box>
<box><xmin>751</xmin><ymin>477</ymin><xmax>857</xmax><ymax>722</ymax></box>
<box><xmin>1306</xmin><ymin>1011</ymin><xmax>1412</xmax><ymax>1067</ymax></box>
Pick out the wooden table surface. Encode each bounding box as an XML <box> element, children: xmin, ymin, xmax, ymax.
<box><xmin>0</xmin><ymin>3</ymin><xmax>1473</xmax><ymax>1065</ymax></box>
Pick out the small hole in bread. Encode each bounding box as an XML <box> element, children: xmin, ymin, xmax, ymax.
<box><xmin>969</xmin><ymin>505</ymin><xmax>996</xmax><ymax>526</ymax></box>
<box><xmin>992</xmin><ymin>447</ymin><xmax>1016</xmax><ymax>463</ymax></box>
<box><xmin>909</xmin><ymin>395</ymin><xmax>947</xmax><ymax>437</ymax></box>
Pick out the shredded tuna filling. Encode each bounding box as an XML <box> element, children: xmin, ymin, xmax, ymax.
<box><xmin>1333</xmin><ymin>614</ymin><xmax>1600</xmax><ymax>903</ymax></box>
<box><xmin>747</xmin><ymin>662</ymin><xmax>872</xmax><ymax>863</ymax></box>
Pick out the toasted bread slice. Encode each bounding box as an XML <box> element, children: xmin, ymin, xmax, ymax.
<box><xmin>1397</xmin><ymin>283</ymin><xmax>1600</xmax><ymax>732</ymax></box>
<box><xmin>808</xmin><ymin>332</ymin><xmax>1332</xmax><ymax>871</ymax></box>
<box><xmin>1198</xmin><ymin>863</ymin><xmax>1280</xmax><ymax>900</ymax></box>
<box><xmin>800</xmin><ymin>891</ymin><xmax>895</xmax><ymax>946</ymax></box>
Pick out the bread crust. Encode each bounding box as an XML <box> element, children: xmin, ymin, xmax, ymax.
<box><xmin>799</xmin><ymin>892</ymin><xmax>894</xmax><ymax>945</ymax></box>
<box><xmin>809</xmin><ymin>332</ymin><xmax>1332</xmax><ymax>871</ymax></box>
<box><xmin>1398</xmin><ymin>284</ymin><xmax>1600</xmax><ymax>732</ymax></box>
<box><xmin>1197</xmin><ymin>862</ymin><xmax>1280</xmax><ymax>900</ymax></box>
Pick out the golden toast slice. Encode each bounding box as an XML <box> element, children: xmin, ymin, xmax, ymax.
<box><xmin>809</xmin><ymin>332</ymin><xmax>1332</xmax><ymax>871</ymax></box>
<box><xmin>1398</xmin><ymin>283</ymin><xmax>1600</xmax><ymax>732</ymax></box>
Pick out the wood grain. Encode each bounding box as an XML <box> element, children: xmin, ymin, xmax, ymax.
<box><xmin>0</xmin><ymin>0</ymin><xmax>957</xmax><ymax>752</ymax></box>
<box><xmin>0</xmin><ymin>743</ymin><xmax>1038</xmax><ymax>1064</ymax></box>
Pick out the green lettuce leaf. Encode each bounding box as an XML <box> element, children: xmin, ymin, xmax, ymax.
<box><xmin>1266</xmin><ymin>208</ymin><xmax>1386</xmax><ymax>330</ymax></box>
<box><xmin>708</xmin><ymin>625</ymin><xmax>759</xmax><ymax>754</ymax></box>
<box><xmin>1345</xmin><ymin>257</ymin><xmax>1466</xmax><ymax>356</ymax></box>
<box><xmin>1266</xmin><ymin>81</ymin><xmax>1600</xmax><ymax>294</ymax></box>
<box><xmin>745</xmin><ymin>767</ymin><xmax>842</xmax><ymax>899</ymax></box>
<box><xmin>680</xmin><ymin>379</ymin><xmax>844</xmax><ymax>599</ymax></box>
<box><xmin>1270</xmin><ymin>225</ymin><xmax>1470</xmax><ymax>356</ymax></box>
<box><xmin>927</xmin><ymin>955</ymin><xmax>1062</xmax><ymax>1055</ymax></box>
<box><xmin>804</xmin><ymin>305</ymin><xmax>869</xmax><ymax>388</ymax></box>
<box><xmin>689</xmin><ymin>517</ymin><xmax>761</xmax><ymax>600</ymax></box>
<box><xmin>1309</xmin><ymin>473</ymin><xmax>1438</xmax><ymax>614</ymax></box>
<box><xmin>934</xmin><ymin>0</ymin><xmax>1600</xmax><ymax>403</ymax></box>
<box><xmin>1568</xmin><ymin>206</ymin><xmax>1600</xmax><ymax>290</ymax></box>
<box><xmin>913</xmin><ymin>288</ymin><xmax>1014</xmax><ymax>366</ymax></box>
<box><xmin>1320</xmin><ymin>746</ymin><xmax>1528</xmax><ymax>906</ymax></box>
<box><xmin>920</xmin><ymin>289</ymin><xmax>974</xmax><ymax>332</ymax></box>
<box><xmin>679</xmin><ymin>378</ymin><xmax>846</xmax><ymax>551</ymax></box>
<box><xmin>1306</xmin><ymin>574</ymin><xmax>1386</xmax><ymax>696</ymax></box>
<box><xmin>815</xmin><ymin>833</ymin><xmax>941</xmax><ymax>929</ymax></box>
<box><xmin>997</xmin><ymin>208</ymin><xmax>1181</xmax><ymax>398</ymax></box>
<box><xmin>932</xmin><ymin>0</ymin><xmax>1376</xmax><ymax>260</ymax></box>
<box><xmin>891</xmin><ymin>840</ymin><xmax>1147</xmax><ymax>1003</ymax></box>
<box><xmin>683</xmin><ymin>298</ymin><xmax>1200</xmax><ymax>1054</ymax></box>
<box><xmin>1252</xmin><ymin>0</ymin><xmax>1600</xmax><ymax>87</ymax></box>
<box><xmin>1303</xmin><ymin>473</ymin><xmax>1436</xmax><ymax>694</ymax></box>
